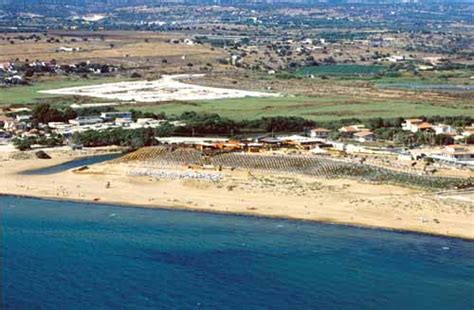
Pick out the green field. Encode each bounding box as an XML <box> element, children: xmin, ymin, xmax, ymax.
<box><xmin>117</xmin><ymin>95</ymin><xmax>474</xmax><ymax>122</ymax></box>
<box><xmin>0</xmin><ymin>77</ymin><xmax>128</xmax><ymax>105</ymax></box>
<box><xmin>296</xmin><ymin>65</ymin><xmax>386</xmax><ymax>76</ymax></box>
<box><xmin>3</xmin><ymin>76</ymin><xmax>473</xmax><ymax>122</ymax></box>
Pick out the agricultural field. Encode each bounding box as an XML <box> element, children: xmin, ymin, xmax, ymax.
<box><xmin>295</xmin><ymin>65</ymin><xmax>387</xmax><ymax>77</ymax></box>
<box><xmin>117</xmin><ymin>95</ymin><xmax>474</xmax><ymax>122</ymax></box>
<box><xmin>0</xmin><ymin>31</ymin><xmax>225</xmax><ymax>70</ymax></box>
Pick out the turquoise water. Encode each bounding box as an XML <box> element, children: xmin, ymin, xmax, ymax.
<box><xmin>1</xmin><ymin>196</ymin><xmax>473</xmax><ymax>309</ymax></box>
<box><xmin>21</xmin><ymin>153</ymin><xmax>121</xmax><ymax>175</ymax></box>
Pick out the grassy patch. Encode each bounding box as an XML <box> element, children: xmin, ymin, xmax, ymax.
<box><xmin>117</xmin><ymin>95</ymin><xmax>474</xmax><ymax>122</ymax></box>
<box><xmin>0</xmin><ymin>76</ymin><xmax>129</xmax><ymax>105</ymax></box>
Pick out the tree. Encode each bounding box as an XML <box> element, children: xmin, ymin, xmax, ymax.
<box><xmin>32</xmin><ymin>104</ymin><xmax>77</xmax><ymax>125</ymax></box>
<box><xmin>155</xmin><ymin>123</ymin><xmax>175</xmax><ymax>137</ymax></box>
<box><xmin>32</xmin><ymin>104</ymin><xmax>64</xmax><ymax>124</ymax></box>
<box><xmin>434</xmin><ymin>134</ymin><xmax>454</xmax><ymax>146</ymax></box>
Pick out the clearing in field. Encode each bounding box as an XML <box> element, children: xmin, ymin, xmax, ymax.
<box><xmin>39</xmin><ymin>74</ymin><xmax>279</xmax><ymax>102</ymax></box>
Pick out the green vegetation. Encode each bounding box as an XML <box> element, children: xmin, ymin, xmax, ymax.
<box><xmin>296</xmin><ymin>65</ymin><xmax>386</xmax><ymax>76</ymax></box>
<box><xmin>72</xmin><ymin>126</ymin><xmax>175</xmax><ymax>149</ymax></box>
<box><xmin>0</xmin><ymin>77</ymin><xmax>127</xmax><ymax>105</ymax></box>
<box><xmin>30</xmin><ymin>104</ymin><xmax>77</xmax><ymax>124</ymax></box>
<box><xmin>373</xmin><ymin>69</ymin><xmax>474</xmax><ymax>85</ymax></box>
<box><xmin>118</xmin><ymin>96</ymin><xmax>474</xmax><ymax>122</ymax></box>
<box><xmin>13</xmin><ymin>133</ymin><xmax>63</xmax><ymax>151</ymax></box>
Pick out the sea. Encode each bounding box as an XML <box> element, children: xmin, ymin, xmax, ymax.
<box><xmin>1</xmin><ymin>196</ymin><xmax>473</xmax><ymax>310</ymax></box>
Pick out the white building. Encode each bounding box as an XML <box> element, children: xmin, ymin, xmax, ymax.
<box><xmin>353</xmin><ymin>131</ymin><xmax>375</xmax><ymax>142</ymax></box>
<box><xmin>402</xmin><ymin>119</ymin><xmax>433</xmax><ymax>133</ymax></box>
<box><xmin>431</xmin><ymin>145</ymin><xmax>474</xmax><ymax>164</ymax></box>
<box><xmin>309</xmin><ymin>128</ymin><xmax>331</xmax><ymax>139</ymax></box>
<box><xmin>338</xmin><ymin>124</ymin><xmax>366</xmax><ymax>137</ymax></box>
<box><xmin>16</xmin><ymin>114</ymin><xmax>31</xmax><ymax>122</ymax></box>
<box><xmin>461</xmin><ymin>126</ymin><xmax>474</xmax><ymax>138</ymax></box>
<box><xmin>69</xmin><ymin>116</ymin><xmax>103</xmax><ymax>126</ymax></box>
<box><xmin>433</xmin><ymin>124</ymin><xmax>457</xmax><ymax>136</ymax></box>
<box><xmin>100</xmin><ymin>111</ymin><xmax>132</xmax><ymax>121</ymax></box>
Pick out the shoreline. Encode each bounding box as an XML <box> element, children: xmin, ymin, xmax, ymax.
<box><xmin>3</xmin><ymin>192</ymin><xmax>474</xmax><ymax>242</ymax></box>
<box><xmin>2</xmin><ymin>148</ymin><xmax>473</xmax><ymax>240</ymax></box>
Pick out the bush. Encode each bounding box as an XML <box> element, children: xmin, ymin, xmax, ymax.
<box><xmin>13</xmin><ymin>138</ymin><xmax>33</xmax><ymax>151</ymax></box>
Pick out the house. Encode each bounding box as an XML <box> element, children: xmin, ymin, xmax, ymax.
<box><xmin>417</xmin><ymin>122</ymin><xmax>434</xmax><ymax>132</ymax></box>
<box><xmin>278</xmin><ymin>135</ymin><xmax>324</xmax><ymax>150</ymax></box>
<box><xmin>16</xmin><ymin>114</ymin><xmax>31</xmax><ymax>122</ymax></box>
<box><xmin>245</xmin><ymin>142</ymin><xmax>263</xmax><ymax>153</ymax></box>
<box><xmin>461</xmin><ymin>126</ymin><xmax>474</xmax><ymax>138</ymax></box>
<box><xmin>436</xmin><ymin>145</ymin><xmax>474</xmax><ymax>163</ymax></box>
<box><xmin>402</xmin><ymin>119</ymin><xmax>433</xmax><ymax>133</ymax></box>
<box><xmin>433</xmin><ymin>124</ymin><xmax>457</xmax><ymax>136</ymax></box>
<box><xmin>338</xmin><ymin>124</ymin><xmax>366</xmax><ymax>138</ymax></box>
<box><xmin>57</xmin><ymin>46</ymin><xmax>80</xmax><ymax>53</ymax></box>
<box><xmin>218</xmin><ymin>140</ymin><xmax>244</xmax><ymax>151</ymax></box>
<box><xmin>69</xmin><ymin>116</ymin><xmax>103</xmax><ymax>126</ymax></box>
<box><xmin>309</xmin><ymin>128</ymin><xmax>331</xmax><ymax>139</ymax></box>
<box><xmin>114</xmin><ymin>118</ymin><xmax>132</xmax><ymax>126</ymax></box>
<box><xmin>398</xmin><ymin>152</ymin><xmax>414</xmax><ymax>161</ymax></box>
<box><xmin>259</xmin><ymin>137</ymin><xmax>282</xmax><ymax>149</ymax></box>
<box><xmin>353</xmin><ymin>131</ymin><xmax>375</xmax><ymax>142</ymax></box>
<box><xmin>402</xmin><ymin>119</ymin><xmax>422</xmax><ymax>132</ymax></box>
<box><xmin>381</xmin><ymin>55</ymin><xmax>413</xmax><ymax>63</ymax></box>
<box><xmin>100</xmin><ymin>111</ymin><xmax>132</xmax><ymax>121</ymax></box>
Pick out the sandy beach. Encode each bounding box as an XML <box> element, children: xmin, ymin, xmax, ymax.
<box><xmin>1</xmin><ymin>147</ymin><xmax>473</xmax><ymax>239</ymax></box>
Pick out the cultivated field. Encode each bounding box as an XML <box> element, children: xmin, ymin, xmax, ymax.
<box><xmin>113</xmin><ymin>146</ymin><xmax>474</xmax><ymax>190</ymax></box>
<box><xmin>0</xmin><ymin>31</ymin><xmax>225</xmax><ymax>70</ymax></box>
<box><xmin>296</xmin><ymin>64</ymin><xmax>386</xmax><ymax>76</ymax></box>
